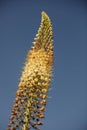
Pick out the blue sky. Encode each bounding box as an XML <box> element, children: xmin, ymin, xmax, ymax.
<box><xmin>0</xmin><ymin>0</ymin><xmax>87</xmax><ymax>130</ymax></box>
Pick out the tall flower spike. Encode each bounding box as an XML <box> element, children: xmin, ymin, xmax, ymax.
<box><xmin>7</xmin><ymin>11</ymin><xmax>54</xmax><ymax>130</ymax></box>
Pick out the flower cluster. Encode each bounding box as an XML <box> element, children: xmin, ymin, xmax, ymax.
<box><xmin>7</xmin><ymin>11</ymin><xmax>53</xmax><ymax>130</ymax></box>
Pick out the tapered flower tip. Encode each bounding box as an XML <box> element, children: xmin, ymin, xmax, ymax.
<box><xmin>41</xmin><ymin>11</ymin><xmax>46</xmax><ymax>15</ymax></box>
<box><xmin>41</xmin><ymin>11</ymin><xmax>49</xmax><ymax>18</ymax></box>
<box><xmin>41</xmin><ymin>11</ymin><xmax>51</xmax><ymax>21</ymax></box>
<box><xmin>41</xmin><ymin>11</ymin><xmax>52</xmax><ymax>27</ymax></box>
<box><xmin>32</xmin><ymin>11</ymin><xmax>53</xmax><ymax>52</ymax></box>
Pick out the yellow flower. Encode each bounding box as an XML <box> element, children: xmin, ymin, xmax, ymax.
<box><xmin>7</xmin><ymin>11</ymin><xmax>53</xmax><ymax>130</ymax></box>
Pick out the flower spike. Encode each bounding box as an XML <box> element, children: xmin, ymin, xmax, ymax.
<box><xmin>7</xmin><ymin>11</ymin><xmax>54</xmax><ymax>130</ymax></box>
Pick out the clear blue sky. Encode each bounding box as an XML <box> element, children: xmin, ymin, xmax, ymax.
<box><xmin>0</xmin><ymin>0</ymin><xmax>87</xmax><ymax>130</ymax></box>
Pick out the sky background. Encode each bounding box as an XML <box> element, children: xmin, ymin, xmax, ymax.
<box><xmin>0</xmin><ymin>0</ymin><xmax>87</xmax><ymax>130</ymax></box>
